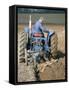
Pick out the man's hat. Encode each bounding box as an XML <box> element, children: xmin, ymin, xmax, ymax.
<box><xmin>39</xmin><ymin>17</ymin><xmax>44</xmax><ymax>22</ymax></box>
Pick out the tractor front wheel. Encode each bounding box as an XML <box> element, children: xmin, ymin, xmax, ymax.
<box><xmin>50</xmin><ymin>33</ymin><xmax>58</xmax><ymax>59</ymax></box>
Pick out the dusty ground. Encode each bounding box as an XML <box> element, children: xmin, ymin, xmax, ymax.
<box><xmin>18</xmin><ymin>63</ymin><xmax>36</xmax><ymax>82</ymax></box>
<box><xmin>18</xmin><ymin>24</ymin><xmax>65</xmax><ymax>82</ymax></box>
<box><xmin>38</xmin><ymin>58</ymin><xmax>65</xmax><ymax>80</ymax></box>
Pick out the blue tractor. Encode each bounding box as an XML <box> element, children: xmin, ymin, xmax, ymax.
<box><xmin>19</xmin><ymin>16</ymin><xmax>58</xmax><ymax>66</ymax></box>
<box><xmin>24</xmin><ymin>28</ymin><xmax>57</xmax><ymax>64</ymax></box>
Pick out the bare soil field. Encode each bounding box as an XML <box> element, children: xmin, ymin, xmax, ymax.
<box><xmin>18</xmin><ymin>24</ymin><xmax>65</xmax><ymax>82</ymax></box>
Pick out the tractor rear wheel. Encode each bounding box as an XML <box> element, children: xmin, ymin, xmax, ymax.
<box><xmin>19</xmin><ymin>30</ymin><xmax>28</xmax><ymax>63</ymax></box>
<box><xmin>50</xmin><ymin>33</ymin><xmax>58</xmax><ymax>58</ymax></box>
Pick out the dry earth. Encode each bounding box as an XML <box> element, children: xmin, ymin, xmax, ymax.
<box><xmin>18</xmin><ymin>24</ymin><xmax>65</xmax><ymax>82</ymax></box>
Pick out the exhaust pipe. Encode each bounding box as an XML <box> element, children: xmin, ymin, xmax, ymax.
<box><xmin>29</xmin><ymin>15</ymin><xmax>32</xmax><ymax>36</ymax></box>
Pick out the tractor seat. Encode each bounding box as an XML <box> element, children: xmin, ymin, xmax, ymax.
<box><xmin>33</xmin><ymin>33</ymin><xmax>43</xmax><ymax>37</ymax></box>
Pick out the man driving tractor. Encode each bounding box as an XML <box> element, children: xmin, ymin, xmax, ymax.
<box><xmin>32</xmin><ymin>17</ymin><xmax>47</xmax><ymax>37</ymax></box>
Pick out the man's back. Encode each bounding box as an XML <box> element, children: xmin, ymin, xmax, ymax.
<box><xmin>32</xmin><ymin>20</ymin><xmax>43</xmax><ymax>34</ymax></box>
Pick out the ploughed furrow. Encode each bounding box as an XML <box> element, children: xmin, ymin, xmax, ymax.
<box><xmin>18</xmin><ymin>63</ymin><xmax>36</xmax><ymax>82</ymax></box>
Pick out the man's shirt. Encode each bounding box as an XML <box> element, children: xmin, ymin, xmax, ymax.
<box><xmin>32</xmin><ymin>20</ymin><xmax>43</xmax><ymax>34</ymax></box>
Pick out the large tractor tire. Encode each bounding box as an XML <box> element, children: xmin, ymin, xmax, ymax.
<box><xmin>50</xmin><ymin>33</ymin><xmax>58</xmax><ymax>58</ymax></box>
<box><xmin>19</xmin><ymin>30</ymin><xmax>28</xmax><ymax>63</ymax></box>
